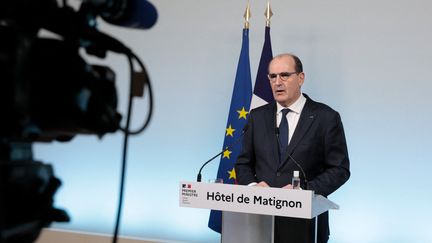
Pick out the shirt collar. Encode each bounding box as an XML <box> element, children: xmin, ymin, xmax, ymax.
<box><xmin>276</xmin><ymin>93</ymin><xmax>306</xmax><ymax>115</ymax></box>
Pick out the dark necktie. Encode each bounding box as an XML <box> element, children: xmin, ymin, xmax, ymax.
<box><xmin>278</xmin><ymin>108</ymin><xmax>290</xmax><ymax>162</ymax></box>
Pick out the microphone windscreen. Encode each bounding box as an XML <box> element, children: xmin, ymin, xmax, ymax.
<box><xmin>103</xmin><ymin>0</ymin><xmax>158</xmax><ymax>29</ymax></box>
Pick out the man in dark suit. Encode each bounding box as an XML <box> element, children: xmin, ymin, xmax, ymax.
<box><xmin>235</xmin><ymin>53</ymin><xmax>350</xmax><ymax>243</ymax></box>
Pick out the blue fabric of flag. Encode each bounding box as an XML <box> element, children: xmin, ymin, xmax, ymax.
<box><xmin>208</xmin><ymin>28</ymin><xmax>252</xmax><ymax>233</ymax></box>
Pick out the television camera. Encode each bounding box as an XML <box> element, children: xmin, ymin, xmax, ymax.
<box><xmin>0</xmin><ymin>0</ymin><xmax>156</xmax><ymax>242</ymax></box>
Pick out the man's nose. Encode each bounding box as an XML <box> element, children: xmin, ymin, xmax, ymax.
<box><xmin>275</xmin><ymin>75</ymin><xmax>283</xmax><ymax>85</ymax></box>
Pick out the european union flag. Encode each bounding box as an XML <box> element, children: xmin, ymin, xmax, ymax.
<box><xmin>208</xmin><ymin>28</ymin><xmax>252</xmax><ymax>233</ymax></box>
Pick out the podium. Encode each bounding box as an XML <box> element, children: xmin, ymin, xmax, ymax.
<box><xmin>179</xmin><ymin>181</ymin><xmax>339</xmax><ymax>243</ymax></box>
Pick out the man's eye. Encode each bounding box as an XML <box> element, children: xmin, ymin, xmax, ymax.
<box><xmin>280</xmin><ymin>72</ymin><xmax>290</xmax><ymax>78</ymax></box>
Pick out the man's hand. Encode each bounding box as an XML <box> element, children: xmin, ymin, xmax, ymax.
<box><xmin>255</xmin><ymin>181</ymin><xmax>270</xmax><ymax>187</ymax></box>
<box><xmin>282</xmin><ymin>184</ymin><xmax>293</xmax><ymax>189</ymax></box>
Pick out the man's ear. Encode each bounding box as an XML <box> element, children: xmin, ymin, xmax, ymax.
<box><xmin>298</xmin><ymin>72</ymin><xmax>305</xmax><ymax>86</ymax></box>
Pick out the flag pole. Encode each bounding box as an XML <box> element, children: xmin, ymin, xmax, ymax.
<box><xmin>265</xmin><ymin>1</ymin><xmax>273</xmax><ymax>27</ymax></box>
<box><xmin>244</xmin><ymin>1</ymin><xmax>251</xmax><ymax>29</ymax></box>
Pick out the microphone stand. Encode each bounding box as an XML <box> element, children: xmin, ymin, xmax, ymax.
<box><xmin>196</xmin><ymin>150</ymin><xmax>225</xmax><ymax>182</ymax></box>
<box><xmin>196</xmin><ymin>126</ymin><xmax>248</xmax><ymax>182</ymax></box>
<box><xmin>275</xmin><ymin>128</ymin><xmax>309</xmax><ymax>189</ymax></box>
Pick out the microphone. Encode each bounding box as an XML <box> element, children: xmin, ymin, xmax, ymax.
<box><xmin>196</xmin><ymin>125</ymin><xmax>248</xmax><ymax>182</ymax></box>
<box><xmin>275</xmin><ymin>128</ymin><xmax>309</xmax><ymax>189</ymax></box>
<box><xmin>287</xmin><ymin>154</ymin><xmax>309</xmax><ymax>189</ymax></box>
<box><xmin>100</xmin><ymin>0</ymin><xmax>158</xmax><ymax>29</ymax></box>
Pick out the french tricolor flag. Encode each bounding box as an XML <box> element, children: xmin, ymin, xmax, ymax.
<box><xmin>251</xmin><ymin>26</ymin><xmax>274</xmax><ymax>109</ymax></box>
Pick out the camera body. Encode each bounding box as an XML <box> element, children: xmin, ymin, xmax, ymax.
<box><xmin>0</xmin><ymin>1</ymin><xmax>122</xmax><ymax>143</ymax></box>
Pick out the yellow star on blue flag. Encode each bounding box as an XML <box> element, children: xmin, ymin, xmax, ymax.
<box><xmin>237</xmin><ymin>107</ymin><xmax>249</xmax><ymax>119</ymax></box>
<box><xmin>226</xmin><ymin>125</ymin><xmax>235</xmax><ymax>137</ymax></box>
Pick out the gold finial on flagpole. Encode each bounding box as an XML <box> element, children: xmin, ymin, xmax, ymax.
<box><xmin>265</xmin><ymin>1</ymin><xmax>273</xmax><ymax>27</ymax></box>
<box><xmin>244</xmin><ymin>1</ymin><xmax>251</xmax><ymax>29</ymax></box>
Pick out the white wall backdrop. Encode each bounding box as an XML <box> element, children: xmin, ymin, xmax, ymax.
<box><xmin>35</xmin><ymin>0</ymin><xmax>432</xmax><ymax>242</ymax></box>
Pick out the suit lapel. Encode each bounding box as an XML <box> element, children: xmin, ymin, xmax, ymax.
<box><xmin>263</xmin><ymin>103</ymin><xmax>280</xmax><ymax>170</ymax></box>
<box><xmin>280</xmin><ymin>98</ymin><xmax>316</xmax><ymax>167</ymax></box>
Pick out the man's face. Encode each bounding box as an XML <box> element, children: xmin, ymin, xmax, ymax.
<box><xmin>268</xmin><ymin>56</ymin><xmax>305</xmax><ymax>107</ymax></box>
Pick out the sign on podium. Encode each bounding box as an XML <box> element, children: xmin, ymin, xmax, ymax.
<box><xmin>179</xmin><ymin>181</ymin><xmax>339</xmax><ymax>243</ymax></box>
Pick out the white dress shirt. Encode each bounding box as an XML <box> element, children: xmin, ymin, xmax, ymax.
<box><xmin>276</xmin><ymin>93</ymin><xmax>307</xmax><ymax>144</ymax></box>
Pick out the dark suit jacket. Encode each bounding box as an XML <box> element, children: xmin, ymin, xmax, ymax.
<box><xmin>235</xmin><ymin>94</ymin><xmax>350</xmax><ymax>242</ymax></box>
